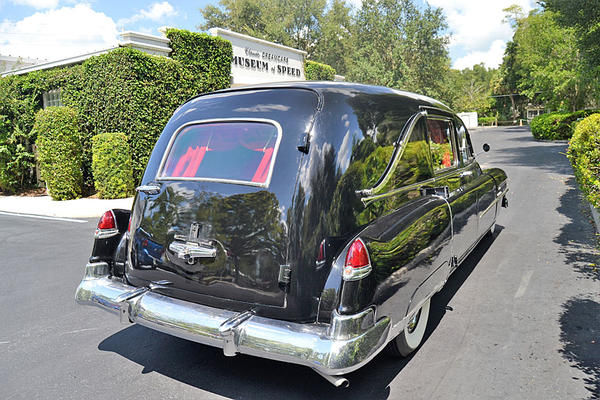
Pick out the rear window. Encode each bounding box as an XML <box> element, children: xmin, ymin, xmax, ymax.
<box><xmin>158</xmin><ymin>119</ymin><xmax>282</xmax><ymax>187</ymax></box>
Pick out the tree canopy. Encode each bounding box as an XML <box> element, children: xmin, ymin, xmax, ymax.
<box><xmin>497</xmin><ymin>6</ymin><xmax>594</xmax><ymax>112</ymax></box>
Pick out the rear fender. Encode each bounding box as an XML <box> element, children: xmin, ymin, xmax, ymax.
<box><xmin>90</xmin><ymin>208</ymin><xmax>131</xmax><ymax>275</ymax></box>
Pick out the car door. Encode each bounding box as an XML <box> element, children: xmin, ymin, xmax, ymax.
<box><xmin>454</xmin><ymin>117</ymin><xmax>498</xmax><ymax>242</ymax></box>
<box><xmin>427</xmin><ymin>115</ymin><xmax>479</xmax><ymax>263</ymax></box>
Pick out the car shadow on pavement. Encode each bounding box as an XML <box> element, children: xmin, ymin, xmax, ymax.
<box><xmin>97</xmin><ymin>230</ymin><xmax>501</xmax><ymax>399</ymax></box>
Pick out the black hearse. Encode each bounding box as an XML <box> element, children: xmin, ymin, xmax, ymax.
<box><xmin>76</xmin><ymin>82</ymin><xmax>508</xmax><ymax>387</ymax></box>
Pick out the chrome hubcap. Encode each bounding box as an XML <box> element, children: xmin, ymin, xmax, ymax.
<box><xmin>407</xmin><ymin>309</ymin><xmax>421</xmax><ymax>334</ymax></box>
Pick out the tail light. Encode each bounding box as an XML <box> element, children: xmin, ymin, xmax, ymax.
<box><xmin>95</xmin><ymin>210</ymin><xmax>119</xmax><ymax>239</ymax></box>
<box><xmin>342</xmin><ymin>238</ymin><xmax>372</xmax><ymax>281</ymax></box>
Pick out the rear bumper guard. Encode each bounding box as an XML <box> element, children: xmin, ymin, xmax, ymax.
<box><xmin>75</xmin><ymin>262</ymin><xmax>391</xmax><ymax>376</ymax></box>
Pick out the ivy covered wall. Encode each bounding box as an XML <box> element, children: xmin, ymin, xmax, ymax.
<box><xmin>0</xmin><ymin>29</ymin><xmax>232</xmax><ymax>193</ymax></box>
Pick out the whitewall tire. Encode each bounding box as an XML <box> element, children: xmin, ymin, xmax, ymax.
<box><xmin>387</xmin><ymin>297</ymin><xmax>431</xmax><ymax>357</ymax></box>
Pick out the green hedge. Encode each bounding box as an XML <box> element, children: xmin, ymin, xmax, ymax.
<box><xmin>567</xmin><ymin>114</ymin><xmax>600</xmax><ymax>209</ymax></box>
<box><xmin>92</xmin><ymin>132</ymin><xmax>134</xmax><ymax>199</ymax></box>
<box><xmin>530</xmin><ymin>110</ymin><xmax>599</xmax><ymax>140</ymax></box>
<box><xmin>33</xmin><ymin>107</ymin><xmax>83</xmax><ymax>200</ymax></box>
<box><xmin>166</xmin><ymin>28</ymin><xmax>232</xmax><ymax>92</ymax></box>
<box><xmin>304</xmin><ymin>60</ymin><xmax>336</xmax><ymax>81</ymax></box>
<box><xmin>479</xmin><ymin>116</ymin><xmax>497</xmax><ymax>126</ymax></box>
<box><xmin>0</xmin><ymin>28</ymin><xmax>232</xmax><ymax>193</ymax></box>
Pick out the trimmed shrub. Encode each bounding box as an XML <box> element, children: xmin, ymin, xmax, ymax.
<box><xmin>530</xmin><ymin>110</ymin><xmax>599</xmax><ymax>140</ymax></box>
<box><xmin>305</xmin><ymin>60</ymin><xmax>336</xmax><ymax>81</ymax></box>
<box><xmin>478</xmin><ymin>116</ymin><xmax>497</xmax><ymax>126</ymax></box>
<box><xmin>33</xmin><ymin>107</ymin><xmax>83</xmax><ymax>200</ymax></box>
<box><xmin>567</xmin><ymin>113</ymin><xmax>600</xmax><ymax>209</ymax></box>
<box><xmin>166</xmin><ymin>28</ymin><xmax>232</xmax><ymax>92</ymax></box>
<box><xmin>92</xmin><ymin>132</ymin><xmax>135</xmax><ymax>199</ymax></box>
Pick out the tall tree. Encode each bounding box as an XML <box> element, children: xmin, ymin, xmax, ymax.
<box><xmin>497</xmin><ymin>7</ymin><xmax>591</xmax><ymax>112</ymax></box>
<box><xmin>513</xmin><ymin>10</ymin><xmax>587</xmax><ymax>111</ymax></box>
<box><xmin>346</xmin><ymin>0</ymin><xmax>450</xmax><ymax>99</ymax></box>
<box><xmin>542</xmin><ymin>0</ymin><xmax>600</xmax><ymax>69</ymax></box>
<box><xmin>310</xmin><ymin>0</ymin><xmax>352</xmax><ymax>75</ymax></box>
<box><xmin>199</xmin><ymin>0</ymin><xmax>326</xmax><ymax>57</ymax></box>
<box><xmin>447</xmin><ymin>64</ymin><xmax>498</xmax><ymax>115</ymax></box>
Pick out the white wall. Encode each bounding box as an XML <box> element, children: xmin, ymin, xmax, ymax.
<box><xmin>457</xmin><ymin>112</ymin><xmax>478</xmax><ymax>129</ymax></box>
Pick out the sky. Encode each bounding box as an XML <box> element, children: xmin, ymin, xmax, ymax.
<box><xmin>0</xmin><ymin>0</ymin><xmax>537</xmax><ymax>70</ymax></box>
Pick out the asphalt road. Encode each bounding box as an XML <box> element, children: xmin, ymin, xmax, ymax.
<box><xmin>1</xmin><ymin>126</ymin><xmax>598</xmax><ymax>399</ymax></box>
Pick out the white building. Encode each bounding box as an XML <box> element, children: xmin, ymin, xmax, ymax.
<box><xmin>3</xmin><ymin>29</ymin><xmax>311</xmax><ymax>88</ymax></box>
<box><xmin>0</xmin><ymin>55</ymin><xmax>45</xmax><ymax>74</ymax></box>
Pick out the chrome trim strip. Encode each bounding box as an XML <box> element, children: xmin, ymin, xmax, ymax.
<box><xmin>364</xmin><ymin>111</ymin><xmax>428</xmax><ymax>196</ymax></box>
<box><xmin>94</xmin><ymin>228</ymin><xmax>119</xmax><ymax>239</ymax></box>
<box><xmin>155</xmin><ymin>118</ymin><xmax>283</xmax><ymax>189</ymax></box>
<box><xmin>480</xmin><ymin>186</ymin><xmax>509</xmax><ymax>219</ymax></box>
<box><xmin>75</xmin><ymin>269</ymin><xmax>391</xmax><ymax>375</ymax></box>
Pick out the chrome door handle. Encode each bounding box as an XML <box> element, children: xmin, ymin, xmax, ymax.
<box><xmin>459</xmin><ymin>171</ymin><xmax>473</xmax><ymax>178</ymax></box>
<box><xmin>136</xmin><ymin>184</ymin><xmax>161</xmax><ymax>195</ymax></box>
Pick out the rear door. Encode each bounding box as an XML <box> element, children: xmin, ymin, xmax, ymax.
<box><xmin>427</xmin><ymin>116</ymin><xmax>479</xmax><ymax>262</ymax></box>
<box><xmin>127</xmin><ymin>89</ymin><xmax>319</xmax><ymax>311</ymax></box>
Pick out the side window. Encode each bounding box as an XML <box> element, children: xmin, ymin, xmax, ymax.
<box><xmin>455</xmin><ymin>118</ymin><xmax>474</xmax><ymax>163</ymax></box>
<box><xmin>387</xmin><ymin>118</ymin><xmax>433</xmax><ymax>188</ymax></box>
<box><xmin>427</xmin><ymin>118</ymin><xmax>456</xmax><ymax>171</ymax></box>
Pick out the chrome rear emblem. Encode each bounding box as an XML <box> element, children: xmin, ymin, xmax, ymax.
<box><xmin>171</xmin><ymin>222</ymin><xmax>216</xmax><ymax>264</ymax></box>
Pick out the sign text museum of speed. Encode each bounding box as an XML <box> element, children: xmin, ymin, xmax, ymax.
<box><xmin>233</xmin><ymin>47</ymin><xmax>302</xmax><ymax>78</ymax></box>
<box><xmin>209</xmin><ymin>27</ymin><xmax>307</xmax><ymax>86</ymax></box>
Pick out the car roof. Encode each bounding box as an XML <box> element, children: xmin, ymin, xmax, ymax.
<box><xmin>189</xmin><ymin>81</ymin><xmax>454</xmax><ymax>114</ymax></box>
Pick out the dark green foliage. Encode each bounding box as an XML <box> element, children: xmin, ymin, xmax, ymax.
<box><xmin>199</xmin><ymin>0</ymin><xmax>326</xmax><ymax>57</ymax></box>
<box><xmin>543</xmin><ymin>1</ymin><xmax>600</xmax><ymax>75</ymax></box>
<box><xmin>92</xmin><ymin>132</ymin><xmax>134</xmax><ymax>199</ymax></box>
<box><xmin>304</xmin><ymin>60</ymin><xmax>335</xmax><ymax>81</ymax></box>
<box><xmin>0</xmin><ymin>30</ymin><xmax>232</xmax><ymax>192</ymax></box>
<box><xmin>567</xmin><ymin>113</ymin><xmax>600</xmax><ymax>208</ymax></box>
<box><xmin>347</xmin><ymin>0</ymin><xmax>450</xmax><ymax>100</ymax></box>
<box><xmin>33</xmin><ymin>107</ymin><xmax>83</xmax><ymax>200</ymax></box>
<box><xmin>0</xmin><ymin>68</ymin><xmax>73</xmax><ymax>192</ymax></box>
<box><xmin>165</xmin><ymin>28</ymin><xmax>232</xmax><ymax>91</ymax></box>
<box><xmin>530</xmin><ymin>110</ymin><xmax>599</xmax><ymax>140</ymax></box>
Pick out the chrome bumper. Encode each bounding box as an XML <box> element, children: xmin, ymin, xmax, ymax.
<box><xmin>75</xmin><ymin>262</ymin><xmax>391</xmax><ymax>376</ymax></box>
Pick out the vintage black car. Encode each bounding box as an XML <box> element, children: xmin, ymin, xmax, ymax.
<box><xmin>76</xmin><ymin>82</ymin><xmax>508</xmax><ymax>387</ymax></box>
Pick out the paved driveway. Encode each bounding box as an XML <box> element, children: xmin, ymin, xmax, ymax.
<box><xmin>1</xmin><ymin>126</ymin><xmax>598</xmax><ymax>399</ymax></box>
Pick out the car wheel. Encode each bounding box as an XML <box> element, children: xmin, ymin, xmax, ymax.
<box><xmin>386</xmin><ymin>297</ymin><xmax>431</xmax><ymax>357</ymax></box>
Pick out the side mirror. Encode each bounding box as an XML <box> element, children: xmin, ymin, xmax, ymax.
<box><xmin>483</xmin><ymin>143</ymin><xmax>490</xmax><ymax>152</ymax></box>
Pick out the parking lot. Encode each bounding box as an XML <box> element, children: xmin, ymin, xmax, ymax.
<box><xmin>1</xmin><ymin>126</ymin><xmax>598</xmax><ymax>399</ymax></box>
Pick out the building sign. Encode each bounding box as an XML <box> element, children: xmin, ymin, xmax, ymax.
<box><xmin>209</xmin><ymin>28</ymin><xmax>306</xmax><ymax>86</ymax></box>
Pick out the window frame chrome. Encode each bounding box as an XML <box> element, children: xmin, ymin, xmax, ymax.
<box><xmin>360</xmin><ymin>110</ymin><xmax>428</xmax><ymax>197</ymax></box>
<box><xmin>155</xmin><ymin>118</ymin><xmax>283</xmax><ymax>189</ymax></box>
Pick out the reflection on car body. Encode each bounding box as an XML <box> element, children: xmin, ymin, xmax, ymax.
<box><xmin>76</xmin><ymin>82</ymin><xmax>508</xmax><ymax>387</ymax></box>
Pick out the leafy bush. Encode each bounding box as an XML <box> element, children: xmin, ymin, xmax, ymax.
<box><xmin>531</xmin><ymin>110</ymin><xmax>599</xmax><ymax>140</ymax></box>
<box><xmin>567</xmin><ymin>113</ymin><xmax>600</xmax><ymax>208</ymax></box>
<box><xmin>33</xmin><ymin>107</ymin><xmax>83</xmax><ymax>200</ymax></box>
<box><xmin>478</xmin><ymin>116</ymin><xmax>497</xmax><ymax>126</ymax></box>
<box><xmin>92</xmin><ymin>132</ymin><xmax>134</xmax><ymax>199</ymax></box>
<box><xmin>166</xmin><ymin>28</ymin><xmax>232</xmax><ymax>92</ymax></box>
<box><xmin>305</xmin><ymin>60</ymin><xmax>336</xmax><ymax>81</ymax></box>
